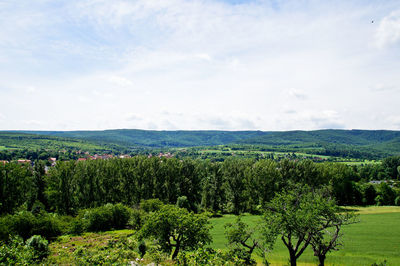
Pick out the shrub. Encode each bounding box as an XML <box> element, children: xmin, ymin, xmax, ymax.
<box><xmin>129</xmin><ymin>209</ymin><xmax>147</xmax><ymax>230</ymax></box>
<box><xmin>25</xmin><ymin>235</ymin><xmax>50</xmax><ymax>261</ymax></box>
<box><xmin>176</xmin><ymin>196</ymin><xmax>190</xmax><ymax>210</ymax></box>
<box><xmin>83</xmin><ymin>205</ymin><xmax>113</xmax><ymax>232</ymax></box>
<box><xmin>175</xmin><ymin>247</ymin><xmax>228</xmax><ymax>265</ymax></box>
<box><xmin>395</xmin><ymin>196</ymin><xmax>400</xmax><ymax>206</ymax></box>
<box><xmin>69</xmin><ymin>217</ymin><xmax>86</xmax><ymax>235</ymax></box>
<box><xmin>82</xmin><ymin>204</ymin><xmax>132</xmax><ymax>232</ymax></box>
<box><xmin>111</xmin><ymin>203</ymin><xmax>131</xmax><ymax>229</ymax></box>
<box><xmin>0</xmin><ymin>235</ymin><xmax>34</xmax><ymax>264</ymax></box>
<box><xmin>33</xmin><ymin>213</ymin><xmax>63</xmax><ymax>239</ymax></box>
<box><xmin>9</xmin><ymin>211</ymin><xmax>36</xmax><ymax>240</ymax></box>
<box><xmin>140</xmin><ymin>199</ymin><xmax>164</xmax><ymax>212</ymax></box>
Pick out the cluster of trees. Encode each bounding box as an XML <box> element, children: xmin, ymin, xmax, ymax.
<box><xmin>2</xmin><ymin>156</ymin><xmax>400</xmax><ymax>217</ymax></box>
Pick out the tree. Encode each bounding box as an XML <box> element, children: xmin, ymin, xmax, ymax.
<box><xmin>139</xmin><ymin>205</ymin><xmax>212</xmax><ymax>259</ymax></box>
<box><xmin>225</xmin><ymin>215</ymin><xmax>275</xmax><ymax>265</ymax></box>
<box><xmin>264</xmin><ymin>185</ymin><xmax>347</xmax><ymax>266</ymax></box>
<box><xmin>309</xmin><ymin>208</ymin><xmax>358</xmax><ymax>266</ymax></box>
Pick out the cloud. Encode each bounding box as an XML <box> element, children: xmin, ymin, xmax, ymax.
<box><xmin>375</xmin><ymin>10</ymin><xmax>400</xmax><ymax>48</ymax></box>
<box><xmin>287</xmin><ymin>88</ymin><xmax>308</xmax><ymax>100</ymax></box>
<box><xmin>107</xmin><ymin>76</ymin><xmax>133</xmax><ymax>87</ymax></box>
<box><xmin>371</xmin><ymin>83</ymin><xmax>397</xmax><ymax>92</ymax></box>
<box><xmin>1</xmin><ymin>0</ymin><xmax>400</xmax><ymax>131</ymax></box>
<box><xmin>125</xmin><ymin>113</ymin><xmax>142</xmax><ymax>121</ymax></box>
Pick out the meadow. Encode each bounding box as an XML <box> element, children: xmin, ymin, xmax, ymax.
<box><xmin>44</xmin><ymin>206</ymin><xmax>400</xmax><ymax>265</ymax></box>
<box><xmin>210</xmin><ymin>206</ymin><xmax>400</xmax><ymax>265</ymax></box>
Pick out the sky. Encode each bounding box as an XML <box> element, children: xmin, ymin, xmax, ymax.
<box><xmin>1</xmin><ymin>0</ymin><xmax>400</xmax><ymax>131</ymax></box>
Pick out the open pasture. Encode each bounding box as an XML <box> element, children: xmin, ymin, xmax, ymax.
<box><xmin>210</xmin><ymin>206</ymin><xmax>400</xmax><ymax>265</ymax></box>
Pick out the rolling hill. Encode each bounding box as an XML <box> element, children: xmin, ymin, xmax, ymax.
<box><xmin>2</xmin><ymin>129</ymin><xmax>400</xmax><ymax>159</ymax></box>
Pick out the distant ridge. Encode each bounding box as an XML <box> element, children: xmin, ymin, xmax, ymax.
<box><xmin>2</xmin><ymin>129</ymin><xmax>400</xmax><ymax>158</ymax></box>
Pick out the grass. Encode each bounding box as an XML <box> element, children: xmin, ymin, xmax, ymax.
<box><xmin>210</xmin><ymin>206</ymin><xmax>400</xmax><ymax>265</ymax></box>
<box><xmin>46</xmin><ymin>229</ymin><xmax>138</xmax><ymax>264</ymax></box>
<box><xmin>45</xmin><ymin>206</ymin><xmax>400</xmax><ymax>265</ymax></box>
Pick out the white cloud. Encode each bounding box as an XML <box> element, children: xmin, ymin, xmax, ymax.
<box><xmin>375</xmin><ymin>10</ymin><xmax>400</xmax><ymax>48</ymax></box>
<box><xmin>287</xmin><ymin>88</ymin><xmax>308</xmax><ymax>100</ymax></box>
<box><xmin>0</xmin><ymin>0</ymin><xmax>400</xmax><ymax>131</ymax></box>
<box><xmin>107</xmin><ymin>76</ymin><xmax>133</xmax><ymax>87</ymax></box>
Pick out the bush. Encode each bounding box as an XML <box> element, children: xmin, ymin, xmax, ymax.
<box><xmin>395</xmin><ymin>196</ymin><xmax>400</xmax><ymax>206</ymax></box>
<box><xmin>69</xmin><ymin>217</ymin><xmax>86</xmax><ymax>235</ymax></box>
<box><xmin>33</xmin><ymin>213</ymin><xmax>63</xmax><ymax>239</ymax></box>
<box><xmin>83</xmin><ymin>205</ymin><xmax>113</xmax><ymax>232</ymax></box>
<box><xmin>83</xmin><ymin>204</ymin><xmax>131</xmax><ymax>232</ymax></box>
<box><xmin>176</xmin><ymin>196</ymin><xmax>190</xmax><ymax>210</ymax></box>
<box><xmin>0</xmin><ymin>211</ymin><xmax>64</xmax><ymax>241</ymax></box>
<box><xmin>25</xmin><ymin>235</ymin><xmax>50</xmax><ymax>261</ymax></box>
<box><xmin>175</xmin><ymin>247</ymin><xmax>229</xmax><ymax>265</ymax></box>
<box><xmin>129</xmin><ymin>209</ymin><xmax>147</xmax><ymax>230</ymax></box>
<box><xmin>140</xmin><ymin>199</ymin><xmax>164</xmax><ymax>212</ymax></box>
<box><xmin>9</xmin><ymin>211</ymin><xmax>36</xmax><ymax>240</ymax></box>
<box><xmin>0</xmin><ymin>235</ymin><xmax>34</xmax><ymax>264</ymax></box>
<box><xmin>111</xmin><ymin>203</ymin><xmax>131</xmax><ymax>229</ymax></box>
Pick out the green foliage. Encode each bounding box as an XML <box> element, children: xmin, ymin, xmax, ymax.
<box><xmin>140</xmin><ymin>198</ymin><xmax>164</xmax><ymax>212</ymax></box>
<box><xmin>224</xmin><ymin>215</ymin><xmax>274</xmax><ymax>265</ymax></box>
<box><xmin>0</xmin><ymin>235</ymin><xmax>35</xmax><ymax>264</ymax></box>
<box><xmin>0</xmin><ymin>235</ymin><xmax>49</xmax><ymax>264</ymax></box>
<box><xmin>176</xmin><ymin>196</ymin><xmax>190</xmax><ymax>210</ymax></box>
<box><xmin>264</xmin><ymin>185</ymin><xmax>346</xmax><ymax>266</ymax></box>
<box><xmin>0</xmin><ymin>162</ymin><xmax>33</xmax><ymax>214</ymax></box>
<box><xmin>375</xmin><ymin>183</ymin><xmax>396</xmax><ymax>205</ymax></box>
<box><xmin>82</xmin><ymin>203</ymin><xmax>131</xmax><ymax>232</ymax></box>
<box><xmin>176</xmin><ymin>247</ymin><xmax>228</xmax><ymax>265</ymax></box>
<box><xmin>129</xmin><ymin>208</ymin><xmax>147</xmax><ymax>230</ymax></box>
<box><xmin>138</xmin><ymin>240</ymin><xmax>147</xmax><ymax>258</ymax></box>
<box><xmin>139</xmin><ymin>205</ymin><xmax>212</xmax><ymax>259</ymax></box>
<box><xmin>25</xmin><ymin>235</ymin><xmax>50</xmax><ymax>261</ymax></box>
<box><xmin>0</xmin><ymin>211</ymin><xmax>64</xmax><ymax>241</ymax></box>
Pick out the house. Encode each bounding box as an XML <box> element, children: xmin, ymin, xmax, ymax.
<box><xmin>17</xmin><ymin>159</ymin><xmax>31</xmax><ymax>164</ymax></box>
<box><xmin>49</xmin><ymin>157</ymin><xmax>57</xmax><ymax>166</ymax></box>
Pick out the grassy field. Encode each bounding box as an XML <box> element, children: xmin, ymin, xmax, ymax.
<box><xmin>210</xmin><ymin>206</ymin><xmax>400</xmax><ymax>265</ymax></box>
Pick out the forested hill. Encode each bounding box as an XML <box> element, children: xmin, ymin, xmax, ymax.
<box><xmin>237</xmin><ymin>129</ymin><xmax>400</xmax><ymax>158</ymax></box>
<box><xmin>17</xmin><ymin>129</ymin><xmax>267</xmax><ymax>148</ymax></box>
<box><xmin>237</xmin><ymin>129</ymin><xmax>400</xmax><ymax>146</ymax></box>
<box><xmin>4</xmin><ymin>129</ymin><xmax>400</xmax><ymax>158</ymax></box>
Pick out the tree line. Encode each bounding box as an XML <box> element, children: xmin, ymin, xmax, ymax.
<box><xmin>2</xmin><ymin>156</ymin><xmax>400</xmax><ymax>216</ymax></box>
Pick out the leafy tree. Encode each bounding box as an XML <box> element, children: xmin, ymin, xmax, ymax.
<box><xmin>139</xmin><ymin>205</ymin><xmax>212</xmax><ymax>259</ymax></box>
<box><xmin>225</xmin><ymin>215</ymin><xmax>275</xmax><ymax>265</ymax></box>
<box><xmin>0</xmin><ymin>162</ymin><xmax>33</xmax><ymax>214</ymax></box>
<box><xmin>223</xmin><ymin>158</ymin><xmax>253</xmax><ymax>214</ymax></box>
<box><xmin>309</xmin><ymin>209</ymin><xmax>358</xmax><ymax>266</ymax></box>
<box><xmin>264</xmin><ymin>186</ymin><xmax>343</xmax><ymax>266</ymax></box>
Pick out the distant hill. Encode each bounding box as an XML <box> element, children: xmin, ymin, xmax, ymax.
<box><xmin>237</xmin><ymin>129</ymin><xmax>400</xmax><ymax>158</ymax></box>
<box><xmin>0</xmin><ymin>132</ymin><xmax>110</xmax><ymax>151</ymax></box>
<box><xmin>3</xmin><ymin>129</ymin><xmax>400</xmax><ymax>159</ymax></box>
<box><xmin>18</xmin><ymin>129</ymin><xmax>267</xmax><ymax>148</ymax></box>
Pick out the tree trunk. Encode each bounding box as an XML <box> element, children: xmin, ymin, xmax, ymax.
<box><xmin>289</xmin><ymin>249</ymin><xmax>297</xmax><ymax>266</ymax></box>
<box><xmin>171</xmin><ymin>242</ymin><xmax>180</xmax><ymax>260</ymax></box>
<box><xmin>318</xmin><ymin>254</ymin><xmax>326</xmax><ymax>266</ymax></box>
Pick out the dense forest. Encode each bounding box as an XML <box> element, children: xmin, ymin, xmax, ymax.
<box><xmin>2</xmin><ymin>156</ymin><xmax>400</xmax><ymax>216</ymax></box>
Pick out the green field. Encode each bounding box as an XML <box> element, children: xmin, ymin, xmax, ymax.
<box><xmin>210</xmin><ymin>206</ymin><xmax>400</xmax><ymax>265</ymax></box>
